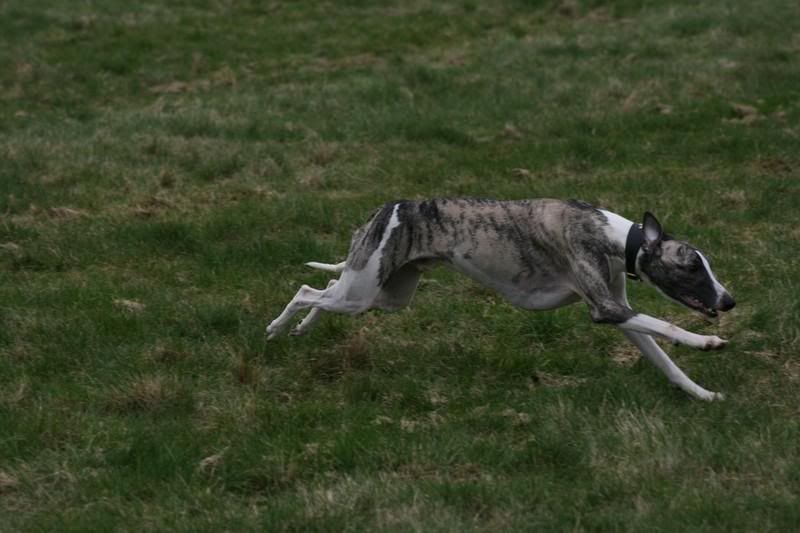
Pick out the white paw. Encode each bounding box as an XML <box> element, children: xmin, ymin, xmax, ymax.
<box><xmin>686</xmin><ymin>388</ymin><xmax>725</xmax><ymax>402</ymax></box>
<box><xmin>265</xmin><ymin>321</ymin><xmax>283</xmax><ymax>340</ymax></box>
<box><xmin>690</xmin><ymin>334</ymin><xmax>727</xmax><ymax>350</ymax></box>
<box><xmin>695</xmin><ymin>390</ymin><xmax>725</xmax><ymax>401</ymax></box>
<box><xmin>702</xmin><ymin>335</ymin><xmax>728</xmax><ymax>351</ymax></box>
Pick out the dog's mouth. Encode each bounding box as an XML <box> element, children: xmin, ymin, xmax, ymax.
<box><xmin>682</xmin><ymin>296</ymin><xmax>718</xmax><ymax>319</ymax></box>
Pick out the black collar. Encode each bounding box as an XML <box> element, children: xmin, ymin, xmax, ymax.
<box><xmin>625</xmin><ymin>223</ymin><xmax>644</xmax><ymax>281</ymax></box>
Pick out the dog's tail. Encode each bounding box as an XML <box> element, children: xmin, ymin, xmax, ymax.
<box><xmin>305</xmin><ymin>261</ymin><xmax>346</xmax><ymax>273</ymax></box>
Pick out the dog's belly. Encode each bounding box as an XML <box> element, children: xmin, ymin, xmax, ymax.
<box><xmin>512</xmin><ymin>286</ymin><xmax>581</xmax><ymax>310</ymax></box>
<box><xmin>446</xmin><ymin>252</ymin><xmax>579</xmax><ymax>310</ymax></box>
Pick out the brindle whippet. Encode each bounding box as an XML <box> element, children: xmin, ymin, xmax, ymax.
<box><xmin>267</xmin><ymin>199</ymin><xmax>736</xmax><ymax>401</ymax></box>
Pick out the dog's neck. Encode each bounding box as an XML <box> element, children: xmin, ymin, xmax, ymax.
<box><xmin>599</xmin><ymin>210</ymin><xmax>643</xmax><ymax>280</ymax></box>
<box><xmin>624</xmin><ymin>223</ymin><xmax>644</xmax><ymax>281</ymax></box>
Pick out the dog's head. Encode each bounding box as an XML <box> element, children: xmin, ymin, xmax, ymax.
<box><xmin>637</xmin><ymin>212</ymin><xmax>735</xmax><ymax>319</ymax></box>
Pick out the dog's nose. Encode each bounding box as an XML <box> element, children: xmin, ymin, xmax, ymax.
<box><xmin>718</xmin><ymin>293</ymin><xmax>736</xmax><ymax>312</ymax></box>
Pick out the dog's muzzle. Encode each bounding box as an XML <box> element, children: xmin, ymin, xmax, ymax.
<box><xmin>718</xmin><ymin>293</ymin><xmax>736</xmax><ymax>312</ymax></box>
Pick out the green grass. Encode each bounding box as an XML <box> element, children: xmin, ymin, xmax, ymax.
<box><xmin>1</xmin><ymin>0</ymin><xmax>799</xmax><ymax>530</ymax></box>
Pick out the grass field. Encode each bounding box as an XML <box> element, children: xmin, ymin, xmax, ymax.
<box><xmin>1</xmin><ymin>0</ymin><xmax>799</xmax><ymax>530</ymax></box>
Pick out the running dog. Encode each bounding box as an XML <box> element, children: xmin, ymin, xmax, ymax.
<box><xmin>267</xmin><ymin>198</ymin><xmax>735</xmax><ymax>400</ymax></box>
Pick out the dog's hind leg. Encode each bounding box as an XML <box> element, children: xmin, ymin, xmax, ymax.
<box><xmin>290</xmin><ymin>279</ymin><xmax>338</xmax><ymax>336</ymax></box>
<box><xmin>268</xmin><ymin>202</ymin><xmax>404</xmax><ymax>339</ymax></box>
<box><xmin>280</xmin><ymin>263</ymin><xmax>421</xmax><ymax>337</ymax></box>
<box><xmin>266</xmin><ymin>267</ymin><xmax>383</xmax><ymax>339</ymax></box>
<box><xmin>373</xmin><ymin>263</ymin><xmax>422</xmax><ymax>311</ymax></box>
<box><xmin>283</xmin><ymin>261</ymin><xmax>348</xmax><ymax>335</ymax></box>
<box><xmin>266</xmin><ymin>283</ymin><xmax>329</xmax><ymax>339</ymax></box>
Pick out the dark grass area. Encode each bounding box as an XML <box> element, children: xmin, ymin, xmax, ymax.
<box><xmin>1</xmin><ymin>0</ymin><xmax>799</xmax><ymax>530</ymax></box>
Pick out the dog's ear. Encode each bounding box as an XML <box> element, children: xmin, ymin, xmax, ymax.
<box><xmin>642</xmin><ymin>212</ymin><xmax>663</xmax><ymax>251</ymax></box>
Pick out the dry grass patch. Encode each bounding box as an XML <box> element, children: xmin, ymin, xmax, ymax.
<box><xmin>307</xmin><ymin>141</ymin><xmax>340</xmax><ymax>167</ymax></box>
<box><xmin>0</xmin><ymin>241</ymin><xmax>23</xmax><ymax>257</ymax></box>
<box><xmin>112</xmin><ymin>298</ymin><xmax>146</xmax><ymax>314</ymax></box>
<box><xmin>782</xmin><ymin>359</ymin><xmax>800</xmax><ymax>383</ymax></box>
<box><xmin>308</xmin><ymin>53</ymin><xmax>386</xmax><ymax>74</ymax></box>
<box><xmin>719</xmin><ymin>189</ymin><xmax>748</xmax><ymax>209</ymax></box>
<box><xmin>299</xmin><ymin>475</ymin><xmax>383</xmax><ymax>521</ymax></box>
<box><xmin>144</xmin><ymin>342</ymin><xmax>191</xmax><ymax>364</ymax></box>
<box><xmin>197</xmin><ymin>449</ymin><xmax>227</xmax><ymax>476</ymax></box>
<box><xmin>297</xmin><ymin>474</ymin><xmax>471</xmax><ymax>529</ymax></box>
<box><xmin>329</xmin><ymin>468</ymin><xmax>515</xmax><ymax>530</ymax></box>
<box><xmin>148</xmin><ymin>65</ymin><xmax>237</xmax><ymax>95</ymax></box>
<box><xmin>0</xmin><ymin>471</ymin><xmax>19</xmax><ymax>494</ymax></box>
<box><xmin>532</xmin><ymin>370</ymin><xmax>587</xmax><ymax>389</ymax></box>
<box><xmin>46</xmin><ymin>207</ymin><xmax>90</xmax><ymax>220</ymax></box>
<box><xmin>308</xmin><ymin>327</ymin><xmax>373</xmax><ymax>381</ymax></box>
<box><xmin>296</xmin><ymin>164</ymin><xmax>326</xmax><ymax>188</ymax></box>
<box><xmin>609</xmin><ymin>341</ymin><xmax>641</xmax><ymax>367</ymax></box>
<box><xmin>106</xmin><ymin>375</ymin><xmax>190</xmax><ymax>414</ymax></box>
<box><xmin>129</xmin><ymin>195</ymin><xmax>176</xmax><ymax>219</ymax></box>
<box><xmin>590</xmin><ymin>407</ymin><xmax>681</xmax><ymax>480</ymax></box>
<box><xmin>193</xmin><ymin>390</ymin><xmax>260</xmax><ymax>434</ymax></box>
<box><xmin>231</xmin><ymin>349</ymin><xmax>267</xmax><ymax>388</ymax></box>
<box><xmin>753</xmin><ymin>157</ymin><xmax>793</xmax><ymax>175</ymax></box>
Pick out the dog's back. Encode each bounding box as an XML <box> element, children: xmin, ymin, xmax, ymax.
<box><xmin>347</xmin><ymin>199</ymin><xmax>615</xmax><ymax>299</ymax></box>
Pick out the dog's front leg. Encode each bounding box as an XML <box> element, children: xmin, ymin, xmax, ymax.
<box><xmin>605</xmin><ymin>273</ymin><xmax>724</xmax><ymax>400</ymax></box>
<box><xmin>618</xmin><ymin>314</ymin><xmax>727</xmax><ymax>350</ymax></box>
<box><xmin>622</xmin><ymin>330</ymin><xmax>723</xmax><ymax>401</ymax></box>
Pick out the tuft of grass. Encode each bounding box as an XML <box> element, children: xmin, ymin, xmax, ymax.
<box><xmin>106</xmin><ymin>375</ymin><xmax>193</xmax><ymax>415</ymax></box>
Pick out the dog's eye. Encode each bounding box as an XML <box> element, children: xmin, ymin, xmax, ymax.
<box><xmin>679</xmin><ymin>253</ymin><xmax>701</xmax><ymax>272</ymax></box>
<box><xmin>687</xmin><ymin>256</ymin><xmax>703</xmax><ymax>272</ymax></box>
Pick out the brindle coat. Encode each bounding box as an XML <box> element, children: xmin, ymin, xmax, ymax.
<box><xmin>267</xmin><ymin>198</ymin><xmax>736</xmax><ymax>401</ymax></box>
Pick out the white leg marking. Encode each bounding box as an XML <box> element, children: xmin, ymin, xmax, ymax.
<box><xmin>610</xmin><ymin>272</ymin><xmax>723</xmax><ymax>400</ymax></box>
<box><xmin>290</xmin><ymin>279</ymin><xmax>337</xmax><ymax>336</ymax></box>
<box><xmin>266</xmin><ymin>284</ymin><xmax>326</xmax><ymax>339</ymax></box>
<box><xmin>266</xmin><ymin>275</ymin><xmax>380</xmax><ymax>339</ymax></box>
<box><xmin>622</xmin><ymin>330</ymin><xmax>723</xmax><ymax>401</ymax></box>
<box><xmin>619</xmin><ymin>314</ymin><xmax>727</xmax><ymax>350</ymax></box>
<box><xmin>267</xmin><ymin>205</ymin><xmax>403</xmax><ymax>340</ymax></box>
